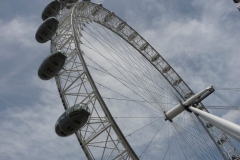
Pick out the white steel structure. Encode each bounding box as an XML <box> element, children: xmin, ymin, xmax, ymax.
<box><xmin>51</xmin><ymin>1</ymin><xmax>240</xmax><ymax>159</ymax></box>
<box><xmin>189</xmin><ymin>107</ymin><xmax>240</xmax><ymax>142</ymax></box>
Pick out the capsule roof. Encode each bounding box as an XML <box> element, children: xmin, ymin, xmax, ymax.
<box><xmin>78</xmin><ymin>103</ymin><xmax>90</xmax><ymax>112</ymax></box>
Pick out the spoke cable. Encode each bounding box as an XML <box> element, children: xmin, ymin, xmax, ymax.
<box><xmin>81</xmin><ymin>30</ymin><xmax>168</xmax><ymax>113</ymax></box>
<box><xmin>82</xmin><ymin>22</ymin><xmax>178</xmax><ymax>106</ymax></box>
<box><xmin>140</xmin><ymin>120</ymin><xmax>166</xmax><ymax>159</ymax></box>
<box><xmin>125</xmin><ymin>118</ymin><xmax>162</xmax><ymax>137</ymax></box>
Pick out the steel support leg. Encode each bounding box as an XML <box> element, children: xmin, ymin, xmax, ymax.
<box><xmin>189</xmin><ymin>106</ymin><xmax>240</xmax><ymax>142</ymax></box>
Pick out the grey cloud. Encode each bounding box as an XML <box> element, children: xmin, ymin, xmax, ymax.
<box><xmin>0</xmin><ymin>0</ymin><xmax>240</xmax><ymax>159</ymax></box>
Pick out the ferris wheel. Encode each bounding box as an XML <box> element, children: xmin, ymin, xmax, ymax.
<box><xmin>35</xmin><ymin>0</ymin><xmax>240</xmax><ymax>159</ymax></box>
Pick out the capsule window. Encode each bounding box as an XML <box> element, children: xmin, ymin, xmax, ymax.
<box><xmin>47</xmin><ymin>68</ymin><xmax>53</xmax><ymax>73</ymax></box>
<box><xmin>60</xmin><ymin>61</ymin><xmax>65</xmax><ymax>66</ymax></box>
<box><xmin>42</xmin><ymin>30</ymin><xmax>48</xmax><ymax>36</ymax></box>
<box><xmin>74</xmin><ymin>120</ymin><xmax>81</xmax><ymax>124</ymax></box>
<box><xmin>51</xmin><ymin>55</ymin><xmax>57</xmax><ymax>58</ymax></box>
<box><xmin>69</xmin><ymin>112</ymin><xmax>78</xmax><ymax>117</ymax></box>
<box><xmin>67</xmin><ymin>126</ymin><xmax>74</xmax><ymax>132</ymax></box>
<box><xmin>47</xmin><ymin>11</ymin><xmax>52</xmax><ymax>15</ymax></box>
<box><xmin>48</xmin><ymin>25</ymin><xmax>53</xmax><ymax>30</ymax></box>
<box><xmin>42</xmin><ymin>74</ymin><xmax>48</xmax><ymax>78</ymax></box>
<box><xmin>75</xmin><ymin>104</ymin><xmax>81</xmax><ymax>110</ymax></box>
<box><xmin>53</xmin><ymin>61</ymin><xmax>58</xmax><ymax>66</ymax></box>
<box><xmin>39</xmin><ymin>36</ymin><xmax>44</xmax><ymax>40</ymax></box>
<box><xmin>60</xmin><ymin>132</ymin><xmax>67</xmax><ymax>136</ymax></box>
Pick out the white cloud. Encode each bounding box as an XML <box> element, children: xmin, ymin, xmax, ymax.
<box><xmin>0</xmin><ymin>15</ymin><xmax>50</xmax><ymax>96</ymax></box>
<box><xmin>0</xmin><ymin>76</ymin><xmax>86</xmax><ymax>160</ymax></box>
<box><xmin>0</xmin><ymin>16</ymin><xmax>40</xmax><ymax>49</ymax></box>
<box><xmin>133</xmin><ymin>0</ymin><xmax>240</xmax><ymax>95</ymax></box>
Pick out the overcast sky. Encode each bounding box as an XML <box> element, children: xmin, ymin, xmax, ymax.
<box><xmin>0</xmin><ymin>0</ymin><xmax>240</xmax><ymax>159</ymax></box>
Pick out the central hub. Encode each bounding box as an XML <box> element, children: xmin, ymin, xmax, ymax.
<box><xmin>164</xmin><ymin>86</ymin><xmax>214</xmax><ymax>122</ymax></box>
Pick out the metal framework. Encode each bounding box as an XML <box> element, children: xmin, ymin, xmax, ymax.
<box><xmin>51</xmin><ymin>1</ymin><xmax>240</xmax><ymax>159</ymax></box>
<box><xmin>189</xmin><ymin>107</ymin><xmax>240</xmax><ymax>142</ymax></box>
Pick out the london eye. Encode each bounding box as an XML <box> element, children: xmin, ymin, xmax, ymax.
<box><xmin>35</xmin><ymin>0</ymin><xmax>240</xmax><ymax>159</ymax></box>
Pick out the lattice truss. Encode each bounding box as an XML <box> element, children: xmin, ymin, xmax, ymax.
<box><xmin>51</xmin><ymin>7</ymin><xmax>135</xmax><ymax>160</ymax></box>
<box><xmin>50</xmin><ymin>2</ymin><xmax>240</xmax><ymax>160</ymax></box>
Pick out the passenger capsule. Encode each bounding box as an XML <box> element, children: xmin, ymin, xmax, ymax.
<box><xmin>35</xmin><ymin>17</ymin><xmax>59</xmax><ymax>43</ymax></box>
<box><xmin>42</xmin><ymin>1</ymin><xmax>62</xmax><ymax>21</ymax></box>
<box><xmin>55</xmin><ymin>104</ymin><xmax>90</xmax><ymax>137</ymax></box>
<box><xmin>38</xmin><ymin>50</ymin><xmax>67</xmax><ymax>80</ymax></box>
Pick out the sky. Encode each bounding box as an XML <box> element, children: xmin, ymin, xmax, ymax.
<box><xmin>0</xmin><ymin>0</ymin><xmax>240</xmax><ymax>159</ymax></box>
